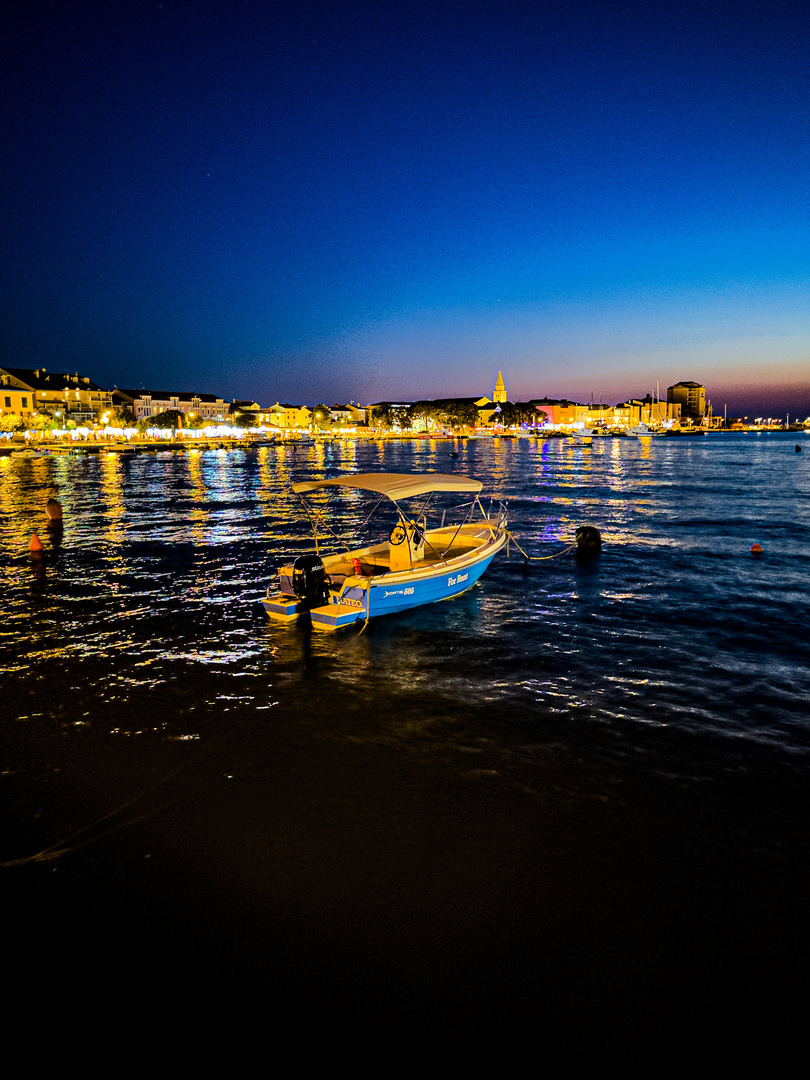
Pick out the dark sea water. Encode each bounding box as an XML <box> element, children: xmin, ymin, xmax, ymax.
<box><xmin>3</xmin><ymin>433</ymin><xmax>809</xmax><ymax>1050</ymax></box>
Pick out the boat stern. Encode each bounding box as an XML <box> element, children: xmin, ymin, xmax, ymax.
<box><xmin>309</xmin><ymin>601</ymin><xmax>366</xmax><ymax>629</ymax></box>
<box><xmin>261</xmin><ymin>591</ymin><xmax>309</xmax><ymax>621</ymax></box>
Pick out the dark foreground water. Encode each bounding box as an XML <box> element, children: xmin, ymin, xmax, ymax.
<box><xmin>2</xmin><ymin>433</ymin><xmax>809</xmax><ymax>1050</ymax></box>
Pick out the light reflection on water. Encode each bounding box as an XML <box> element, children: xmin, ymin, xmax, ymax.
<box><xmin>0</xmin><ymin>437</ymin><xmax>808</xmax><ymax>775</ymax></box>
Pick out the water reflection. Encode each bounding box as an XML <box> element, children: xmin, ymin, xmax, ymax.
<box><xmin>100</xmin><ymin>453</ymin><xmax>127</xmax><ymax>547</ymax></box>
<box><xmin>0</xmin><ymin>436</ymin><xmax>808</xmax><ymax>761</ymax></box>
<box><xmin>186</xmin><ymin>451</ymin><xmax>209</xmax><ymax>544</ymax></box>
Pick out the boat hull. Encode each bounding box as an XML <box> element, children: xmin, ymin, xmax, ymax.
<box><xmin>308</xmin><ymin>536</ymin><xmax>504</xmax><ymax>628</ymax></box>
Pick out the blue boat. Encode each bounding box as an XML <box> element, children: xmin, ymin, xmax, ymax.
<box><xmin>263</xmin><ymin>472</ymin><xmax>508</xmax><ymax>629</ymax></box>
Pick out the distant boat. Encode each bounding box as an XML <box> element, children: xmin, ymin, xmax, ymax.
<box><xmin>628</xmin><ymin>424</ymin><xmax>666</xmax><ymax>438</ymax></box>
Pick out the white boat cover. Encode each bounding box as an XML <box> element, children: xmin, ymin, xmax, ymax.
<box><xmin>292</xmin><ymin>472</ymin><xmax>483</xmax><ymax>500</ymax></box>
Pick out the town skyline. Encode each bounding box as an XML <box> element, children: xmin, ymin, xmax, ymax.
<box><xmin>3</xmin><ymin>363</ymin><xmax>808</xmax><ymax>431</ymax></box>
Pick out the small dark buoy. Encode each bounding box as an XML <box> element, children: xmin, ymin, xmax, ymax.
<box><xmin>450</xmin><ymin>451</ymin><xmax>459</xmax><ymax>459</ymax></box>
<box><xmin>46</xmin><ymin>497</ymin><xmax>63</xmax><ymax>526</ymax></box>
<box><xmin>750</xmin><ymin>542</ymin><xmax>763</xmax><ymax>556</ymax></box>
<box><xmin>575</xmin><ymin>525</ymin><xmax>602</xmax><ymax>560</ymax></box>
<box><xmin>796</xmin><ymin>444</ymin><xmax>802</xmax><ymax>453</ymax></box>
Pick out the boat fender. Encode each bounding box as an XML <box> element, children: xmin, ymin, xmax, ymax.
<box><xmin>575</xmin><ymin>526</ymin><xmax>602</xmax><ymax>560</ymax></box>
<box><xmin>750</xmin><ymin>543</ymin><xmax>763</xmax><ymax>556</ymax></box>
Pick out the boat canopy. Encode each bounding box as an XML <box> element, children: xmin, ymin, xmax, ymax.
<box><xmin>292</xmin><ymin>472</ymin><xmax>483</xmax><ymax>501</ymax></box>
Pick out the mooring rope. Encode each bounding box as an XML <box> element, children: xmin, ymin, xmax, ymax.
<box><xmin>0</xmin><ymin>767</ymin><xmax>186</xmax><ymax>868</ymax></box>
<box><xmin>505</xmin><ymin>529</ymin><xmax>578</xmax><ymax>562</ymax></box>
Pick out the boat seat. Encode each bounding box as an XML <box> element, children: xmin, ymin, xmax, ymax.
<box><xmin>356</xmin><ymin>562</ymin><xmax>389</xmax><ymax>577</ymax></box>
<box><xmin>327</xmin><ymin>562</ymin><xmax>388</xmax><ymax>585</ymax></box>
<box><xmin>420</xmin><ymin>540</ymin><xmax>482</xmax><ymax>565</ymax></box>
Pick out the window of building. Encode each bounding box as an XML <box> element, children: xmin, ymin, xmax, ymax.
<box><xmin>4</xmin><ymin>397</ymin><xmax>10</xmax><ymax>408</ymax></box>
<box><xmin>22</xmin><ymin>397</ymin><xmax>28</xmax><ymax>408</ymax></box>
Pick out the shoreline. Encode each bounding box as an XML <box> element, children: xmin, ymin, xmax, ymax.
<box><xmin>1</xmin><ymin>426</ymin><xmax>808</xmax><ymax>457</ymax></box>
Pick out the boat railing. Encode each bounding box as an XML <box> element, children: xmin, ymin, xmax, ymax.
<box><xmin>419</xmin><ymin>496</ymin><xmax>506</xmax><ymax>560</ymax></box>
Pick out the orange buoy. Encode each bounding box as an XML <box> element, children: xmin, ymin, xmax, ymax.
<box><xmin>29</xmin><ymin>531</ymin><xmax>45</xmax><ymax>553</ymax></box>
<box><xmin>750</xmin><ymin>542</ymin><xmax>763</xmax><ymax>556</ymax></box>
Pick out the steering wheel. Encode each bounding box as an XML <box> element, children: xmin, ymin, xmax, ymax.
<box><xmin>389</xmin><ymin>522</ymin><xmax>407</xmax><ymax>546</ymax></box>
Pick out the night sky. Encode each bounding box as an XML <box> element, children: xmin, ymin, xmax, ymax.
<box><xmin>2</xmin><ymin>1</ymin><xmax>808</xmax><ymax>414</ymax></box>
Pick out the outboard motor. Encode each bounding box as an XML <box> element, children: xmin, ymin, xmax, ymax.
<box><xmin>292</xmin><ymin>554</ymin><xmax>328</xmax><ymax>607</ymax></box>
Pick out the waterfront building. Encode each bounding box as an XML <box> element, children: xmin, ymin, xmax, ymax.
<box><xmin>667</xmin><ymin>381</ymin><xmax>706</xmax><ymax>423</ymax></box>
<box><xmin>0</xmin><ymin>379</ymin><xmax>35</xmax><ymax>420</ymax></box>
<box><xmin>0</xmin><ymin>367</ymin><xmax>112</xmax><ymax>424</ymax></box>
<box><xmin>635</xmin><ymin>394</ymin><xmax>680</xmax><ymax>424</ymax></box>
<box><xmin>112</xmin><ymin>388</ymin><xmax>228</xmax><ymax>423</ymax></box>
<box><xmin>229</xmin><ymin>400</ymin><xmax>262</xmax><ymax>423</ymax></box>
<box><xmin>257</xmin><ymin>402</ymin><xmax>312</xmax><ymax>429</ymax></box>
<box><xmin>612</xmin><ymin>397</ymin><xmax>673</xmax><ymax>426</ymax></box>
<box><xmin>529</xmin><ymin>398</ymin><xmax>588</xmax><ymax>426</ymax></box>
<box><xmin>329</xmin><ymin>402</ymin><xmax>367</xmax><ymax>425</ymax></box>
<box><xmin>584</xmin><ymin>403</ymin><xmax>613</xmax><ymax>427</ymax></box>
<box><xmin>230</xmin><ymin>399</ymin><xmax>261</xmax><ymax>414</ymax></box>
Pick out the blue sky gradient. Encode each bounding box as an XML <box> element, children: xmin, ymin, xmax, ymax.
<box><xmin>2</xmin><ymin>1</ymin><xmax>807</xmax><ymax>415</ymax></box>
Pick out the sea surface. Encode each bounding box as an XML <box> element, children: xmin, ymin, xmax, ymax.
<box><xmin>2</xmin><ymin>432</ymin><xmax>809</xmax><ymax>1048</ymax></box>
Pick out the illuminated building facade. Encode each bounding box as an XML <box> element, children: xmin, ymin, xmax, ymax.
<box><xmin>113</xmin><ymin>388</ymin><xmax>227</xmax><ymax>422</ymax></box>
<box><xmin>0</xmin><ymin>367</ymin><xmax>112</xmax><ymax>424</ymax></box>
<box><xmin>667</xmin><ymin>381</ymin><xmax>706</xmax><ymax>422</ymax></box>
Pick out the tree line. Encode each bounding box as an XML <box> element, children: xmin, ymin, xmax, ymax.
<box><xmin>370</xmin><ymin>400</ymin><xmax>545</xmax><ymax>431</ymax></box>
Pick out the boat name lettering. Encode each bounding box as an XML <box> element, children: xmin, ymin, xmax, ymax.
<box><xmin>342</xmin><ymin>597</ymin><xmax>364</xmax><ymax>609</ymax></box>
<box><xmin>447</xmin><ymin>572</ymin><xmax>469</xmax><ymax>586</ymax></box>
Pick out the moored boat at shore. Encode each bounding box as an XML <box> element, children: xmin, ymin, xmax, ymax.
<box><xmin>263</xmin><ymin>472</ymin><xmax>507</xmax><ymax>629</ymax></box>
<box><xmin>627</xmin><ymin>424</ymin><xmax>666</xmax><ymax>438</ymax></box>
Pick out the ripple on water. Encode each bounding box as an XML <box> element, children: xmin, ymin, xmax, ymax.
<box><xmin>0</xmin><ymin>436</ymin><xmax>808</xmax><ymax>781</ymax></box>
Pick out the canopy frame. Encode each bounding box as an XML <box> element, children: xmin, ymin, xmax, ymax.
<box><xmin>290</xmin><ymin>472</ymin><xmax>488</xmax><ymax>557</ymax></box>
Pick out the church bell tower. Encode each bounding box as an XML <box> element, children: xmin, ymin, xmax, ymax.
<box><xmin>493</xmin><ymin>370</ymin><xmax>507</xmax><ymax>404</ymax></box>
